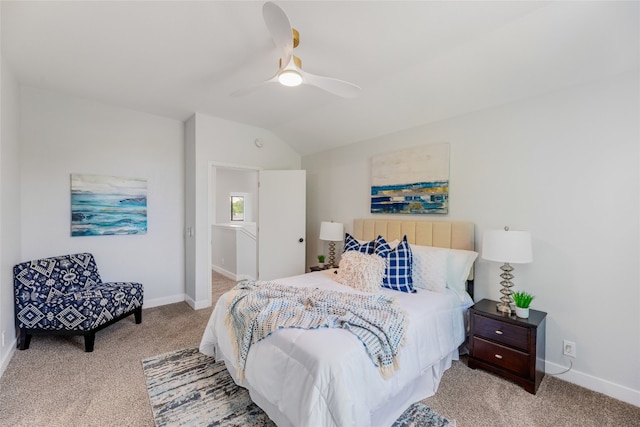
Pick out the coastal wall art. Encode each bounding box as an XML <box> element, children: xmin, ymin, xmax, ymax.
<box><xmin>71</xmin><ymin>174</ymin><xmax>148</xmax><ymax>236</ymax></box>
<box><xmin>370</xmin><ymin>143</ymin><xmax>449</xmax><ymax>214</ymax></box>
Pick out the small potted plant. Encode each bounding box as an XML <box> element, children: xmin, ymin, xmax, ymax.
<box><xmin>512</xmin><ymin>291</ymin><xmax>535</xmax><ymax>318</ymax></box>
<box><xmin>317</xmin><ymin>254</ymin><xmax>326</xmax><ymax>268</ymax></box>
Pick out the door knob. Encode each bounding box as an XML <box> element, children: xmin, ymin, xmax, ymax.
<box><xmin>299</xmin><ymin>238</ymin><xmax>304</xmax><ymax>243</ymax></box>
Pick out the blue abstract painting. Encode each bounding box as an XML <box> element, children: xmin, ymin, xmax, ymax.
<box><xmin>71</xmin><ymin>174</ymin><xmax>147</xmax><ymax>236</ymax></box>
<box><xmin>371</xmin><ymin>143</ymin><xmax>450</xmax><ymax>214</ymax></box>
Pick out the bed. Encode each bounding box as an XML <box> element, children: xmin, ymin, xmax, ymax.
<box><xmin>200</xmin><ymin>219</ymin><xmax>477</xmax><ymax>427</ymax></box>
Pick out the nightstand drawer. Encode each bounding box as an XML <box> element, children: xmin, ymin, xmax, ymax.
<box><xmin>473</xmin><ymin>314</ymin><xmax>529</xmax><ymax>351</ymax></box>
<box><xmin>472</xmin><ymin>337</ymin><xmax>530</xmax><ymax>376</ymax></box>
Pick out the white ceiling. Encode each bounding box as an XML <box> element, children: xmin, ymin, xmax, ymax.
<box><xmin>2</xmin><ymin>1</ymin><xmax>638</xmax><ymax>156</ymax></box>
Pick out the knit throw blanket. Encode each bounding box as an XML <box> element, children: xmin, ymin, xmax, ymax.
<box><xmin>225</xmin><ymin>281</ymin><xmax>407</xmax><ymax>381</ymax></box>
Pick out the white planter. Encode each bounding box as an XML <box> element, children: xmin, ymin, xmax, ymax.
<box><xmin>515</xmin><ymin>306</ymin><xmax>530</xmax><ymax>319</ymax></box>
<box><xmin>318</xmin><ymin>263</ymin><xmax>324</xmax><ymax>268</ymax></box>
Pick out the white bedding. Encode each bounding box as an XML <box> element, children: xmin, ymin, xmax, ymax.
<box><xmin>200</xmin><ymin>269</ymin><xmax>473</xmax><ymax>427</ymax></box>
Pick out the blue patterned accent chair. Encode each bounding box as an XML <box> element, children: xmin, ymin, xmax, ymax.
<box><xmin>14</xmin><ymin>253</ymin><xmax>143</xmax><ymax>352</ymax></box>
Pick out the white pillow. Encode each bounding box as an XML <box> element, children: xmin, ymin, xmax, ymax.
<box><xmin>410</xmin><ymin>245</ymin><xmax>479</xmax><ymax>296</ymax></box>
<box><xmin>334</xmin><ymin>251</ymin><xmax>386</xmax><ymax>293</ymax></box>
<box><xmin>410</xmin><ymin>245</ymin><xmax>449</xmax><ymax>292</ymax></box>
<box><xmin>447</xmin><ymin>248</ymin><xmax>478</xmax><ymax>296</ymax></box>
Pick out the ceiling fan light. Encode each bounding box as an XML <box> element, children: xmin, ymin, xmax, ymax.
<box><xmin>278</xmin><ymin>70</ymin><xmax>302</xmax><ymax>87</ymax></box>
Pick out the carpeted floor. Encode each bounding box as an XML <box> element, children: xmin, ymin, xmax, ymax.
<box><xmin>0</xmin><ymin>271</ymin><xmax>638</xmax><ymax>426</ymax></box>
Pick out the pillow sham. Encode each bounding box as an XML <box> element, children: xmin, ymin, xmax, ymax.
<box><xmin>410</xmin><ymin>244</ymin><xmax>478</xmax><ymax>296</ymax></box>
<box><xmin>446</xmin><ymin>248</ymin><xmax>478</xmax><ymax>296</ymax></box>
<box><xmin>375</xmin><ymin>236</ymin><xmax>415</xmax><ymax>293</ymax></box>
<box><xmin>410</xmin><ymin>245</ymin><xmax>449</xmax><ymax>293</ymax></box>
<box><xmin>343</xmin><ymin>233</ymin><xmax>377</xmax><ymax>254</ymax></box>
<box><xmin>334</xmin><ymin>251</ymin><xmax>386</xmax><ymax>293</ymax></box>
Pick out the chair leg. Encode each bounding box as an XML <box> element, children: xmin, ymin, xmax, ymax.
<box><xmin>134</xmin><ymin>306</ymin><xmax>142</xmax><ymax>324</ymax></box>
<box><xmin>17</xmin><ymin>328</ymin><xmax>31</xmax><ymax>350</ymax></box>
<box><xmin>84</xmin><ymin>332</ymin><xmax>95</xmax><ymax>352</ymax></box>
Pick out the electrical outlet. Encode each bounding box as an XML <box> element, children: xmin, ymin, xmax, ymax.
<box><xmin>563</xmin><ymin>340</ymin><xmax>576</xmax><ymax>358</ymax></box>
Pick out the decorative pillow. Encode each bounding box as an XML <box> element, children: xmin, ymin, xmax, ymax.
<box><xmin>410</xmin><ymin>245</ymin><xmax>449</xmax><ymax>293</ymax></box>
<box><xmin>343</xmin><ymin>233</ymin><xmax>376</xmax><ymax>254</ymax></box>
<box><xmin>388</xmin><ymin>239</ymin><xmax>400</xmax><ymax>250</ymax></box>
<box><xmin>334</xmin><ymin>251</ymin><xmax>386</xmax><ymax>293</ymax></box>
<box><xmin>376</xmin><ymin>236</ymin><xmax>415</xmax><ymax>293</ymax></box>
<box><xmin>373</xmin><ymin>235</ymin><xmax>391</xmax><ymax>258</ymax></box>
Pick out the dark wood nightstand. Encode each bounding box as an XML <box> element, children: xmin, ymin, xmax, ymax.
<box><xmin>309</xmin><ymin>265</ymin><xmax>331</xmax><ymax>272</ymax></box>
<box><xmin>468</xmin><ymin>299</ymin><xmax>547</xmax><ymax>394</ymax></box>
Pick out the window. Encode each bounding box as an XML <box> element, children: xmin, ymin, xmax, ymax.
<box><xmin>231</xmin><ymin>196</ymin><xmax>244</xmax><ymax>221</ymax></box>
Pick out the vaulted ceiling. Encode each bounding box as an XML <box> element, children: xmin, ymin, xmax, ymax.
<box><xmin>2</xmin><ymin>1</ymin><xmax>638</xmax><ymax>155</ymax></box>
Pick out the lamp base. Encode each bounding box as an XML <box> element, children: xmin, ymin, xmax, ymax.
<box><xmin>496</xmin><ymin>302</ymin><xmax>512</xmax><ymax>314</ymax></box>
<box><xmin>328</xmin><ymin>242</ymin><xmax>337</xmax><ymax>268</ymax></box>
<box><xmin>496</xmin><ymin>262</ymin><xmax>514</xmax><ymax>314</ymax></box>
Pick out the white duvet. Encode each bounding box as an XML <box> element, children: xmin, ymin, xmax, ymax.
<box><xmin>199</xmin><ymin>270</ymin><xmax>472</xmax><ymax>427</ymax></box>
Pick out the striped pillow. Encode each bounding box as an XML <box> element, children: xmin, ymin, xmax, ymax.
<box><xmin>375</xmin><ymin>235</ymin><xmax>415</xmax><ymax>293</ymax></box>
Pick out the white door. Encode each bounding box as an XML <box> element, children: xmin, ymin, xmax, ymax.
<box><xmin>258</xmin><ymin>170</ymin><xmax>306</xmax><ymax>280</ymax></box>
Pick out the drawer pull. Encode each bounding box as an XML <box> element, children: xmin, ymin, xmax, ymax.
<box><xmin>494</xmin><ymin>354</ymin><xmax>503</xmax><ymax>359</ymax></box>
<box><xmin>495</xmin><ymin>330</ymin><xmax>503</xmax><ymax>335</ymax></box>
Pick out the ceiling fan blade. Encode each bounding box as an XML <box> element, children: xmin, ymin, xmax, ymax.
<box><xmin>230</xmin><ymin>73</ymin><xmax>279</xmax><ymax>97</ymax></box>
<box><xmin>263</xmin><ymin>2</ymin><xmax>293</xmax><ymax>66</ymax></box>
<box><xmin>299</xmin><ymin>69</ymin><xmax>361</xmax><ymax>98</ymax></box>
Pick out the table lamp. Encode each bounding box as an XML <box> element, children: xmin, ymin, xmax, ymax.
<box><xmin>482</xmin><ymin>226</ymin><xmax>533</xmax><ymax>313</ymax></box>
<box><xmin>319</xmin><ymin>221</ymin><xmax>344</xmax><ymax>268</ymax></box>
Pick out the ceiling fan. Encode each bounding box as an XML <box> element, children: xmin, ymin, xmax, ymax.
<box><xmin>231</xmin><ymin>2</ymin><xmax>361</xmax><ymax>98</ymax></box>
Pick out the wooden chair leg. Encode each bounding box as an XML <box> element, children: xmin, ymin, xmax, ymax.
<box><xmin>134</xmin><ymin>306</ymin><xmax>142</xmax><ymax>324</ymax></box>
<box><xmin>84</xmin><ymin>332</ymin><xmax>95</xmax><ymax>352</ymax></box>
<box><xmin>17</xmin><ymin>329</ymin><xmax>31</xmax><ymax>350</ymax></box>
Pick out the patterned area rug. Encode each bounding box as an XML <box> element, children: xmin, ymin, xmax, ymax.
<box><xmin>142</xmin><ymin>347</ymin><xmax>454</xmax><ymax>427</ymax></box>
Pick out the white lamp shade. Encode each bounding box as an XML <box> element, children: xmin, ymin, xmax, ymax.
<box><xmin>319</xmin><ymin>221</ymin><xmax>344</xmax><ymax>242</ymax></box>
<box><xmin>482</xmin><ymin>229</ymin><xmax>533</xmax><ymax>264</ymax></box>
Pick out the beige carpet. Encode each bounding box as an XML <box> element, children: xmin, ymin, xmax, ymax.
<box><xmin>1</xmin><ymin>272</ymin><xmax>638</xmax><ymax>426</ymax></box>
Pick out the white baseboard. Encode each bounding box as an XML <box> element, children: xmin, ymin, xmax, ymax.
<box><xmin>212</xmin><ymin>265</ymin><xmax>236</xmax><ymax>280</ymax></box>
<box><xmin>0</xmin><ymin>343</ymin><xmax>16</xmax><ymax>378</ymax></box>
<box><xmin>211</xmin><ymin>266</ymin><xmax>254</xmax><ymax>282</ymax></box>
<box><xmin>184</xmin><ymin>294</ymin><xmax>212</xmax><ymax>310</ymax></box>
<box><xmin>546</xmin><ymin>360</ymin><xmax>640</xmax><ymax>407</ymax></box>
<box><xmin>144</xmin><ymin>293</ymin><xmax>186</xmax><ymax>309</ymax></box>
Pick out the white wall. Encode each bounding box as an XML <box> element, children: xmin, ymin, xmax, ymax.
<box><xmin>214</xmin><ymin>168</ymin><xmax>257</xmax><ymax>224</ymax></box>
<box><xmin>302</xmin><ymin>72</ymin><xmax>639</xmax><ymax>406</ymax></box>
<box><xmin>184</xmin><ymin>113</ymin><xmax>300</xmax><ymax>309</ymax></box>
<box><xmin>0</xmin><ymin>55</ymin><xmax>22</xmax><ymax>376</ymax></box>
<box><xmin>19</xmin><ymin>87</ymin><xmax>185</xmax><ymax>307</ymax></box>
<box><xmin>211</xmin><ymin>225</ymin><xmax>237</xmax><ymax>275</ymax></box>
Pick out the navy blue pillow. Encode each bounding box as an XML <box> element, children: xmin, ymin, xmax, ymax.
<box><xmin>373</xmin><ymin>235</ymin><xmax>391</xmax><ymax>258</ymax></box>
<box><xmin>343</xmin><ymin>233</ymin><xmax>377</xmax><ymax>254</ymax></box>
<box><xmin>375</xmin><ymin>236</ymin><xmax>415</xmax><ymax>293</ymax></box>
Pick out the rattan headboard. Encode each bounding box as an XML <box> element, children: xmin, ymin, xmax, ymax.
<box><xmin>352</xmin><ymin>219</ymin><xmax>474</xmax><ymax>251</ymax></box>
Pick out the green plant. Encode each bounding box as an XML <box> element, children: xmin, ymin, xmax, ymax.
<box><xmin>512</xmin><ymin>291</ymin><xmax>535</xmax><ymax>308</ymax></box>
<box><xmin>317</xmin><ymin>254</ymin><xmax>326</xmax><ymax>263</ymax></box>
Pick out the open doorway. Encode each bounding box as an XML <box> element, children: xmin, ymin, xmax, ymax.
<box><xmin>209</xmin><ymin>163</ymin><xmax>259</xmax><ymax>301</ymax></box>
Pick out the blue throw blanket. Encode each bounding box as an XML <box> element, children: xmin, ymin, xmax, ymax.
<box><xmin>225</xmin><ymin>281</ymin><xmax>407</xmax><ymax>380</ymax></box>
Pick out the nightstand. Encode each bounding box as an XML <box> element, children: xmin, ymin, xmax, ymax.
<box><xmin>309</xmin><ymin>265</ymin><xmax>330</xmax><ymax>272</ymax></box>
<box><xmin>467</xmin><ymin>299</ymin><xmax>547</xmax><ymax>394</ymax></box>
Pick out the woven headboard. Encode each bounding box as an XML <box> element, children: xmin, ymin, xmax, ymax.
<box><xmin>352</xmin><ymin>219</ymin><xmax>474</xmax><ymax>251</ymax></box>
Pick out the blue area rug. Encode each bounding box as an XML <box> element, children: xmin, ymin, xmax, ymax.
<box><xmin>142</xmin><ymin>347</ymin><xmax>453</xmax><ymax>427</ymax></box>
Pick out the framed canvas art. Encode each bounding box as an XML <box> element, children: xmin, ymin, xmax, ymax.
<box><xmin>371</xmin><ymin>143</ymin><xmax>449</xmax><ymax>214</ymax></box>
<box><xmin>71</xmin><ymin>174</ymin><xmax>147</xmax><ymax>236</ymax></box>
